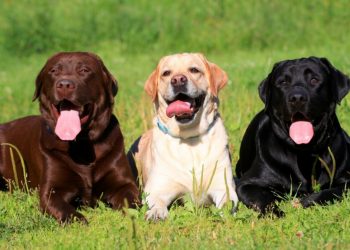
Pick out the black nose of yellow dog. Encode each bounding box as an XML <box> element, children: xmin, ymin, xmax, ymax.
<box><xmin>171</xmin><ymin>74</ymin><xmax>187</xmax><ymax>87</ymax></box>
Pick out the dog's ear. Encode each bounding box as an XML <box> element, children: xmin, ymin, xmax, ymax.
<box><xmin>101</xmin><ymin>62</ymin><xmax>118</xmax><ymax>100</ymax></box>
<box><xmin>33</xmin><ymin>52</ymin><xmax>63</xmax><ymax>102</ymax></box>
<box><xmin>259</xmin><ymin>61</ymin><xmax>287</xmax><ymax>108</ymax></box>
<box><xmin>88</xmin><ymin>52</ymin><xmax>118</xmax><ymax>103</ymax></box>
<box><xmin>258</xmin><ymin>78</ymin><xmax>269</xmax><ymax>105</ymax></box>
<box><xmin>319</xmin><ymin>57</ymin><xmax>350</xmax><ymax>104</ymax></box>
<box><xmin>258</xmin><ymin>70</ymin><xmax>275</xmax><ymax>107</ymax></box>
<box><xmin>197</xmin><ymin>53</ymin><xmax>228</xmax><ymax>96</ymax></box>
<box><xmin>33</xmin><ymin>66</ymin><xmax>45</xmax><ymax>101</ymax></box>
<box><xmin>208</xmin><ymin>62</ymin><xmax>228</xmax><ymax>96</ymax></box>
<box><xmin>144</xmin><ymin>69</ymin><xmax>158</xmax><ymax>101</ymax></box>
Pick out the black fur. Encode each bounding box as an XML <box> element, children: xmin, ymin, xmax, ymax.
<box><xmin>236</xmin><ymin>57</ymin><xmax>350</xmax><ymax>215</ymax></box>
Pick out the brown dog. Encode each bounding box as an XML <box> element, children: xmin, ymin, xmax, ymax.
<box><xmin>0</xmin><ymin>52</ymin><xmax>139</xmax><ymax>223</ymax></box>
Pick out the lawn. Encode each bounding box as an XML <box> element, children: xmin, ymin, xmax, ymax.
<box><xmin>1</xmin><ymin>1</ymin><xmax>350</xmax><ymax>249</ymax></box>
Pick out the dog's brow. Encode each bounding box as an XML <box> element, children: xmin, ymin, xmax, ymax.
<box><xmin>51</xmin><ymin>63</ymin><xmax>62</xmax><ymax>68</ymax></box>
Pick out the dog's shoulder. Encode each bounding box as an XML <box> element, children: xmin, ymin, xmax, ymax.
<box><xmin>236</xmin><ymin>110</ymin><xmax>270</xmax><ymax>176</ymax></box>
<box><xmin>0</xmin><ymin>115</ymin><xmax>42</xmax><ymax>138</ymax></box>
<box><xmin>0</xmin><ymin>115</ymin><xmax>42</xmax><ymax>127</ymax></box>
<box><xmin>242</xmin><ymin>110</ymin><xmax>268</xmax><ymax>139</ymax></box>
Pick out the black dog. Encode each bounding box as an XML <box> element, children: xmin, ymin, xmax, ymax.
<box><xmin>236</xmin><ymin>57</ymin><xmax>350</xmax><ymax>215</ymax></box>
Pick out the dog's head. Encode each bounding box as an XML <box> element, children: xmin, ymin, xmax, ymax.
<box><xmin>259</xmin><ymin>56</ymin><xmax>350</xmax><ymax>145</ymax></box>
<box><xmin>34</xmin><ymin>52</ymin><xmax>118</xmax><ymax>141</ymax></box>
<box><xmin>144</xmin><ymin>53</ymin><xmax>228</xmax><ymax>138</ymax></box>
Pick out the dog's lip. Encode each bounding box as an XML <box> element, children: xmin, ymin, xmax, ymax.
<box><xmin>291</xmin><ymin>112</ymin><xmax>311</xmax><ymax>123</ymax></box>
<box><xmin>51</xmin><ymin>100</ymin><xmax>92</xmax><ymax>125</ymax></box>
<box><xmin>165</xmin><ymin>93</ymin><xmax>205</xmax><ymax>122</ymax></box>
<box><xmin>285</xmin><ymin>112</ymin><xmax>314</xmax><ymax>128</ymax></box>
<box><xmin>166</xmin><ymin>92</ymin><xmax>197</xmax><ymax>103</ymax></box>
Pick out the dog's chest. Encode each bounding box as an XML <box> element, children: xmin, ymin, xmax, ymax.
<box><xmin>278</xmin><ymin>149</ymin><xmax>334</xmax><ymax>192</ymax></box>
<box><xmin>152</xmin><ymin>122</ymin><xmax>228</xmax><ymax>178</ymax></box>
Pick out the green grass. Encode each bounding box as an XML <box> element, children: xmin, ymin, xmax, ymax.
<box><xmin>1</xmin><ymin>47</ymin><xmax>350</xmax><ymax>250</ymax></box>
<box><xmin>1</xmin><ymin>1</ymin><xmax>350</xmax><ymax>249</ymax></box>
<box><xmin>1</xmin><ymin>189</ymin><xmax>350</xmax><ymax>249</ymax></box>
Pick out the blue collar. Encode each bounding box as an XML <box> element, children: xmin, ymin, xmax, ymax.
<box><xmin>156</xmin><ymin>114</ymin><xmax>219</xmax><ymax>139</ymax></box>
<box><xmin>157</xmin><ymin>119</ymin><xmax>171</xmax><ymax>135</ymax></box>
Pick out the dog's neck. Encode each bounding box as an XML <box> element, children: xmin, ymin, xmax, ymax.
<box><xmin>154</xmin><ymin>94</ymin><xmax>219</xmax><ymax>139</ymax></box>
<box><xmin>269</xmin><ymin>107</ymin><xmax>339</xmax><ymax>151</ymax></box>
<box><xmin>156</xmin><ymin>113</ymin><xmax>219</xmax><ymax>139</ymax></box>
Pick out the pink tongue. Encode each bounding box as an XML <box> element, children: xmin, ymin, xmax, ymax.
<box><xmin>166</xmin><ymin>100</ymin><xmax>192</xmax><ymax>118</ymax></box>
<box><xmin>289</xmin><ymin>121</ymin><xmax>314</xmax><ymax>144</ymax></box>
<box><xmin>55</xmin><ymin>110</ymin><xmax>81</xmax><ymax>141</ymax></box>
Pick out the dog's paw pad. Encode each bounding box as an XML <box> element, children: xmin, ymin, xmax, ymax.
<box><xmin>145</xmin><ymin>207</ymin><xmax>169</xmax><ymax>221</ymax></box>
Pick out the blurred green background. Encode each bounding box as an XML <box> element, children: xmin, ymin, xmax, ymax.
<box><xmin>1</xmin><ymin>0</ymin><xmax>350</xmax><ymax>56</ymax></box>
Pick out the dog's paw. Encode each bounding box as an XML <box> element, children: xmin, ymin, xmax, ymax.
<box><xmin>145</xmin><ymin>206</ymin><xmax>169</xmax><ymax>221</ymax></box>
<box><xmin>300</xmin><ymin>194</ymin><xmax>318</xmax><ymax>208</ymax></box>
<box><xmin>250</xmin><ymin>203</ymin><xmax>285</xmax><ymax>218</ymax></box>
<box><xmin>58</xmin><ymin>212</ymin><xmax>88</xmax><ymax>225</ymax></box>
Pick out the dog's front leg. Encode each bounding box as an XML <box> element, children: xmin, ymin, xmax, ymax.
<box><xmin>39</xmin><ymin>184</ymin><xmax>86</xmax><ymax>224</ymax></box>
<box><xmin>236</xmin><ymin>182</ymin><xmax>284</xmax><ymax>216</ymax></box>
<box><xmin>207</xmin><ymin>167</ymin><xmax>239</xmax><ymax>209</ymax></box>
<box><xmin>301</xmin><ymin>184</ymin><xmax>348</xmax><ymax>207</ymax></box>
<box><xmin>144</xmin><ymin>179</ymin><xmax>182</xmax><ymax>221</ymax></box>
<box><xmin>102</xmin><ymin>182</ymin><xmax>141</xmax><ymax>209</ymax></box>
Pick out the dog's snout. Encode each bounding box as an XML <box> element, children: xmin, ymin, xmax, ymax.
<box><xmin>171</xmin><ymin>74</ymin><xmax>188</xmax><ymax>87</ymax></box>
<box><xmin>56</xmin><ymin>79</ymin><xmax>76</xmax><ymax>90</ymax></box>
<box><xmin>56</xmin><ymin>79</ymin><xmax>76</xmax><ymax>97</ymax></box>
<box><xmin>288</xmin><ymin>92</ymin><xmax>308</xmax><ymax>105</ymax></box>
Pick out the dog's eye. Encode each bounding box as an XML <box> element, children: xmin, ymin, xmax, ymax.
<box><xmin>49</xmin><ymin>64</ymin><xmax>63</xmax><ymax>74</ymax></box>
<box><xmin>49</xmin><ymin>67</ymin><xmax>59</xmax><ymax>74</ymax></box>
<box><xmin>278</xmin><ymin>80</ymin><xmax>287</xmax><ymax>86</ymax></box>
<box><xmin>310</xmin><ymin>78</ymin><xmax>319</xmax><ymax>85</ymax></box>
<box><xmin>189</xmin><ymin>67</ymin><xmax>200</xmax><ymax>74</ymax></box>
<box><xmin>79</xmin><ymin>67</ymin><xmax>90</xmax><ymax>73</ymax></box>
<box><xmin>162</xmin><ymin>70</ymin><xmax>171</xmax><ymax>77</ymax></box>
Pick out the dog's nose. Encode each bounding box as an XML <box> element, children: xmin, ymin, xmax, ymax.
<box><xmin>56</xmin><ymin>79</ymin><xmax>76</xmax><ymax>97</ymax></box>
<box><xmin>56</xmin><ymin>79</ymin><xmax>76</xmax><ymax>90</ymax></box>
<box><xmin>288</xmin><ymin>92</ymin><xmax>308</xmax><ymax>105</ymax></box>
<box><xmin>171</xmin><ymin>74</ymin><xmax>188</xmax><ymax>86</ymax></box>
